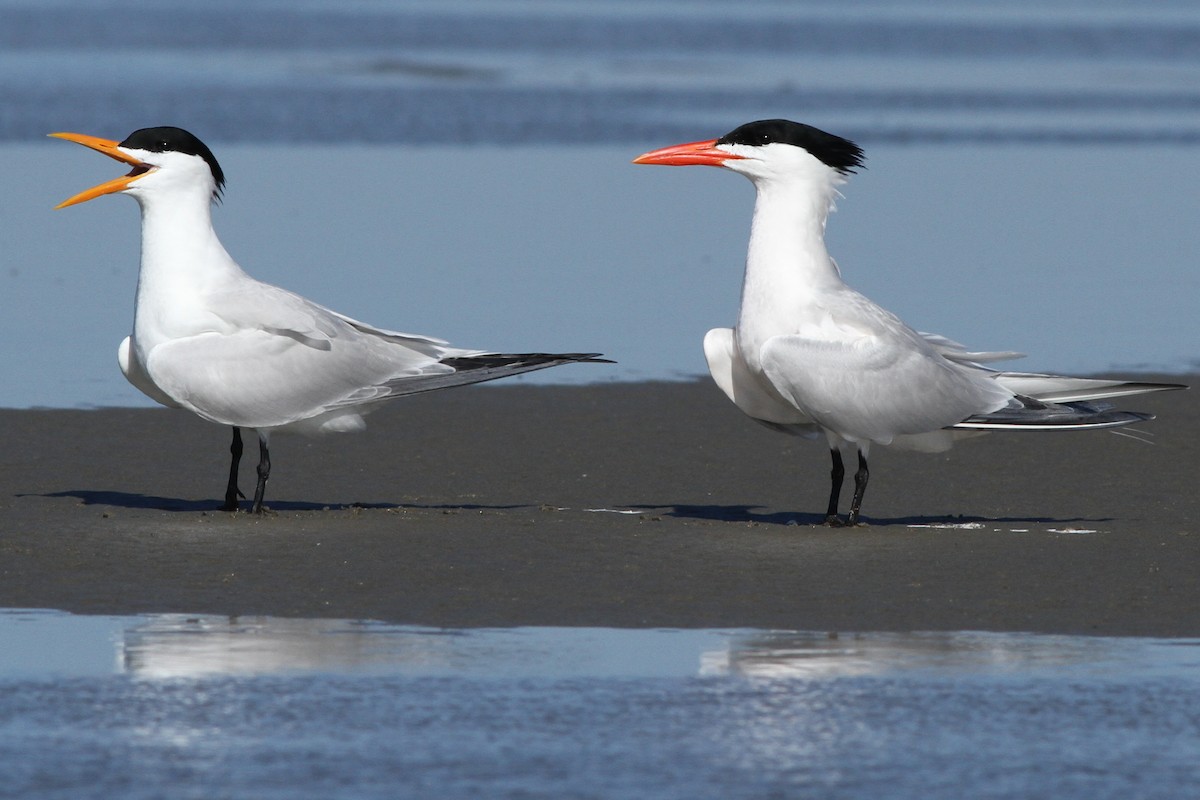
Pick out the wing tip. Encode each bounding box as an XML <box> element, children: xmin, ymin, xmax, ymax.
<box><xmin>954</xmin><ymin>409</ymin><xmax>1155</xmax><ymax>431</ymax></box>
<box><xmin>440</xmin><ymin>352</ymin><xmax>614</xmax><ymax>370</ymax></box>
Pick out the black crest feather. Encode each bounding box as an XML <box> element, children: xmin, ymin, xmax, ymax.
<box><xmin>717</xmin><ymin>119</ymin><xmax>865</xmax><ymax>174</ymax></box>
<box><xmin>120</xmin><ymin>126</ymin><xmax>226</xmax><ymax>196</ymax></box>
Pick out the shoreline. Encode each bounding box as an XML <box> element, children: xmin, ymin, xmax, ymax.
<box><xmin>1</xmin><ymin>378</ymin><xmax>1196</xmax><ymax>636</ymax></box>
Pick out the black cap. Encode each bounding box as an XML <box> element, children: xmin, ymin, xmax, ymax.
<box><xmin>120</xmin><ymin>126</ymin><xmax>226</xmax><ymax>194</ymax></box>
<box><xmin>717</xmin><ymin>120</ymin><xmax>864</xmax><ymax>175</ymax></box>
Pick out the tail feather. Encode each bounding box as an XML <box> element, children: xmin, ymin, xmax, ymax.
<box><xmin>955</xmin><ymin>397</ymin><xmax>1154</xmax><ymax>431</ymax></box>
<box><xmin>379</xmin><ymin>352</ymin><xmax>611</xmax><ymax>398</ymax></box>
<box><xmin>992</xmin><ymin>373</ymin><xmax>1185</xmax><ymax>403</ymax></box>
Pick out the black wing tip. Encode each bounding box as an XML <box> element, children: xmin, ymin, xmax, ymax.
<box><xmin>956</xmin><ymin>407</ymin><xmax>1156</xmax><ymax>431</ymax></box>
<box><xmin>1091</xmin><ymin>380</ymin><xmax>1188</xmax><ymax>394</ymax></box>
<box><xmin>377</xmin><ymin>352</ymin><xmax>613</xmax><ymax>399</ymax></box>
<box><xmin>439</xmin><ymin>353</ymin><xmax>614</xmax><ymax>371</ymax></box>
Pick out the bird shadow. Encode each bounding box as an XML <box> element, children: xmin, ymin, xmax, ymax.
<box><xmin>26</xmin><ymin>492</ymin><xmax>1112</xmax><ymax>528</ymax></box>
<box><xmin>630</xmin><ymin>503</ymin><xmax>1111</xmax><ymax>528</ymax></box>
<box><xmin>27</xmin><ymin>490</ymin><xmax>530</xmax><ymax>515</ymax></box>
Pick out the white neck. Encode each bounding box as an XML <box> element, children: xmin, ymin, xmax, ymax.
<box><xmin>130</xmin><ymin>187</ymin><xmax>246</xmax><ymax>351</ymax></box>
<box><xmin>736</xmin><ymin>174</ymin><xmax>846</xmax><ymax>343</ymax></box>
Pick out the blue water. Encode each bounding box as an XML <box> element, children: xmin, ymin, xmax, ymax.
<box><xmin>2</xmin><ymin>611</ymin><xmax>1199</xmax><ymax>800</ymax></box>
<box><xmin>2</xmin><ymin>0</ymin><xmax>1200</xmax><ymax>407</ymax></box>
<box><xmin>4</xmin><ymin>0</ymin><xmax>1200</xmax><ymax>145</ymax></box>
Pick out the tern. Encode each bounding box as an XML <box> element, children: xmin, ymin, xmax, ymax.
<box><xmin>52</xmin><ymin>126</ymin><xmax>609</xmax><ymax>514</ymax></box>
<box><xmin>635</xmin><ymin>119</ymin><xmax>1184</xmax><ymax>526</ymax></box>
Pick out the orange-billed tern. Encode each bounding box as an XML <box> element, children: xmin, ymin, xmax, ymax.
<box><xmin>635</xmin><ymin>119</ymin><xmax>1183</xmax><ymax>526</ymax></box>
<box><xmin>53</xmin><ymin>126</ymin><xmax>609</xmax><ymax>514</ymax></box>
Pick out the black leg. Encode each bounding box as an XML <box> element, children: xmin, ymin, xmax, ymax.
<box><xmin>845</xmin><ymin>451</ymin><xmax>869</xmax><ymax>527</ymax></box>
<box><xmin>250</xmin><ymin>434</ymin><xmax>271</xmax><ymax>514</ymax></box>
<box><xmin>221</xmin><ymin>427</ymin><xmax>244</xmax><ymax>512</ymax></box>
<box><xmin>824</xmin><ymin>448</ymin><xmax>845</xmax><ymax>525</ymax></box>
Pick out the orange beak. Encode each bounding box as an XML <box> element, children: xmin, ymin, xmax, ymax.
<box><xmin>632</xmin><ymin>138</ymin><xmax>744</xmax><ymax>167</ymax></box>
<box><xmin>49</xmin><ymin>132</ymin><xmax>152</xmax><ymax>208</ymax></box>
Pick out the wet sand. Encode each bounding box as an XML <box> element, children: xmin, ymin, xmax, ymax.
<box><xmin>1</xmin><ymin>378</ymin><xmax>1196</xmax><ymax>636</ymax></box>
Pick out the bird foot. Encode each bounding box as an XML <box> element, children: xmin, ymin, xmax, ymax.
<box><xmin>220</xmin><ymin>502</ymin><xmax>273</xmax><ymax>516</ymax></box>
<box><xmin>220</xmin><ymin>487</ymin><xmax>247</xmax><ymax>513</ymax></box>
<box><xmin>220</xmin><ymin>498</ymin><xmax>242</xmax><ymax>513</ymax></box>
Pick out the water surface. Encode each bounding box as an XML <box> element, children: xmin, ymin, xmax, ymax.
<box><xmin>3</xmin><ymin>0</ymin><xmax>1199</xmax><ymax>408</ymax></box>
<box><xmin>2</xmin><ymin>611</ymin><xmax>1199</xmax><ymax>799</ymax></box>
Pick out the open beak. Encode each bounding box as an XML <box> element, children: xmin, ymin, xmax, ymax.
<box><xmin>49</xmin><ymin>132</ymin><xmax>152</xmax><ymax>208</ymax></box>
<box><xmin>632</xmin><ymin>138</ymin><xmax>744</xmax><ymax>167</ymax></box>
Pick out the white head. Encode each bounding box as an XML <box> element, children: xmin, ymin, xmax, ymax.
<box><xmin>51</xmin><ymin>126</ymin><xmax>226</xmax><ymax>209</ymax></box>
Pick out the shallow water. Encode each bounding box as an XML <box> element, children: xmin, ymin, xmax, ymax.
<box><xmin>2</xmin><ymin>610</ymin><xmax>1199</xmax><ymax>799</ymax></box>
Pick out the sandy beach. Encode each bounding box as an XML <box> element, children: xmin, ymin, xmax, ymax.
<box><xmin>1</xmin><ymin>378</ymin><xmax>1195</xmax><ymax>636</ymax></box>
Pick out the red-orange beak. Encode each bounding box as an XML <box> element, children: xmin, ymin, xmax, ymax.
<box><xmin>49</xmin><ymin>132</ymin><xmax>152</xmax><ymax>209</ymax></box>
<box><xmin>632</xmin><ymin>138</ymin><xmax>744</xmax><ymax>167</ymax></box>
